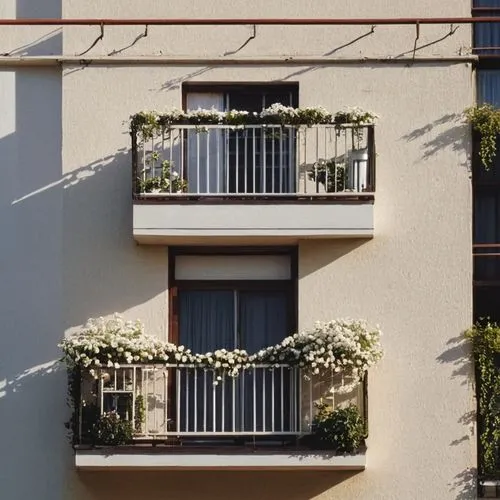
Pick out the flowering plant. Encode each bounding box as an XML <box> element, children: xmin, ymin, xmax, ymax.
<box><xmin>136</xmin><ymin>153</ymin><xmax>187</xmax><ymax>194</ymax></box>
<box><xmin>334</xmin><ymin>107</ymin><xmax>379</xmax><ymax>126</ymax></box>
<box><xmin>130</xmin><ymin>105</ymin><xmax>378</xmax><ymax>140</ymax></box>
<box><xmin>60</xmin><ymin>316</ymin><xmax>382</xmax><ymax>388</ymax></box>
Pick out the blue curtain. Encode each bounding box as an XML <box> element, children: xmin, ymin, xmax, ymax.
<box><xmin>238</xmin><ymin>291</ymin><xmax>292</xmax><ymax>433</ymax></box>
<box><xmin>177</xmin><ymin>289</ymin><xmax>292</xmax><ymax>434</ymax></box>
<box><xmin>179</xmin><ymin>290</ymin><xmax>235</xmax><ymax>351</ymax></box>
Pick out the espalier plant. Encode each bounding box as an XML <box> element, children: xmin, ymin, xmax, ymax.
<box><xmin>466</xmin><ymin>321</ymin><xmax>500</xmax><ymax>476</ymax></box>
<box><xmin>465</xmin><ymin>105</ymin><xmax>500</xmax><ymax>170</ymax></box>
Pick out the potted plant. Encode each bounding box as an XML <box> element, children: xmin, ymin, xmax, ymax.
<box><xmin>137</xmin><ymin>152</ymin><xmax>187</xmax><ymax>194</ymax></box>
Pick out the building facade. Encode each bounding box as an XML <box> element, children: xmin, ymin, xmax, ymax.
<box><xmin>0</xmin><ymin>1</ymin><xmax>477</xmax><ymax>499</ymax></box>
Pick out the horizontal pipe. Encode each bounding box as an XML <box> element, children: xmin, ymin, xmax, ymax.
<box><xmin>0</xmin><ymin>17</ymin><xmax>496</xmax><ymax>26</ymax></box>
<box><xmin>0</xmin><ymin>55</ymin><xmax>477</xmax><ymax>67</ymax></box>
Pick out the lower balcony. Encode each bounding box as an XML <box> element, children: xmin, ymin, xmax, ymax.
<box><xmin>131</xmin><ymin>123</ymin><xmax>375</xmax><ymax>244</ymax></box>
<box><xmin>73</xmin><ymin>364</ymin><xmax>366</xmax><ymax>471</ymax></box>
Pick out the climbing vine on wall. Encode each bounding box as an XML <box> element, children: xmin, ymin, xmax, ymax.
<box><xmin>465</xmin><ymin>105</ymin><xmax>500</xmax><ymax>170</ymax></box>
<box><xmin>466</xmin><ymin>321</ymin><xmax>500</xmax><ymax>476</ymax></box>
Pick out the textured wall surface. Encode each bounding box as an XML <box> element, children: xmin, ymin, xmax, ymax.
<box><xmin>0</xmin><ymin>1</ymin><xmax>475</xmax><ymax>499</ymax></box>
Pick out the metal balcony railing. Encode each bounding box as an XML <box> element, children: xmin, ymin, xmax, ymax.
<box><xmin>131</xmin><ymin>124</ymin><xmax>375</xmax><ymax>198</ymax></box>
<box><xmin>76</xmin><ymin>364</ymin><xmax>363</xmax><ymax>443</ymax></box>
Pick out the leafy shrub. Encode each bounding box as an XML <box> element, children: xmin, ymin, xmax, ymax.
<box><xmin>312</xmin><ymin>402</ymin><xmax>365</xmax><ymax>453</ymax></box>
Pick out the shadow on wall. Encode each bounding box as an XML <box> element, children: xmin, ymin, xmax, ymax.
<box><xmin>0</xmin><ymin>61</ymin><xmax>165</xmax><ymax>500</ymax></box>
<box><xmin>299</xmin><ymin>239</ymin><xmax>369</xmax><ymax>279</ymax></box>
<box><xmin>437</xmin><ymin>335</ymin><xmax>477</xmax><ymax>499</ymax></box>
<box><xmin>401</xmin><ymin>113</ymin><xmax>471</xmax><ymax>171</ymax></box>
<box><xmin>77</xmin><ymin>470</ymin><xmax>359</xmax><ymax>500</ymax></box>
<box><xmin>8</xmin><ymin>0</ymin><xmax>63</xmax><ymax>56</ymax></box>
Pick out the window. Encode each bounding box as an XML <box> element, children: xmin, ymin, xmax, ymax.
<box><xmin>183</xmin><ymin>84</ymin><xmax>299</xmax><ymax>194</ymax></box>
<box><xmin>169</xmin><ymin>249</ymin><xmax>298</xmax><ymax>434</ymax></box>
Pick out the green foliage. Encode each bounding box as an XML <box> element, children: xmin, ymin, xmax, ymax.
<box><xmin>92</xmin><ymin>411</ymin><xmax>133</xmax><ymax>446</ymax></box>
<box><xmin>136</xmin><ymin>153</ymin><xmax>187</xmax><ymax>194</ymax></box>
<box><xmin>312</xmin><ymin>402</ymin><xmax>365</xmax><ymax>453</ymax></box>
<box><xmin>129</xmin><ymin>107</ymin><xmax>378</xmax><ymax>142</ymax></box>
<box><xmin>134</xmin><ymin>395</ymin><xmax>145</xmax><ymax>433</ymax></box>
<box><xmin>465</xmin><ymin>105</ymin><xmax>500</xmax><ymax>170</ymax></box>
<box><xmin>308</xmin><ymin>160</ymin><xmax>346</xmax><ymax>192</ymax></box>
<box><xmin>466</xmin><ymin>322</ymin><xmax>500</xmax><ymax>476</ymax></box>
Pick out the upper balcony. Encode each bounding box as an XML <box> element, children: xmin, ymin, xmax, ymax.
<box><xmin>131</xmin><ymin>108</ymin><xmax>376</xmax><ymax>245</ymax></box>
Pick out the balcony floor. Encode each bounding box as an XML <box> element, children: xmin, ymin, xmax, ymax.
<box><xmin>133</xmin><ymin>196</ymin><xmax>375</xmax><ymax>244</ymax></box>
<box><xmin>75</xmin><ymin>443</ymin><xmax>366</xmax><ymax>471</ymax></box>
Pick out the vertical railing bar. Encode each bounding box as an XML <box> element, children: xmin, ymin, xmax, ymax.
<box><xmin>180</xmin><ymin>128</ymin><xmax>185</xmax><ymax>192</ymax></box>
<box><xmin>280</xmin><ymin>127</ymin><xmax>285</xmax><ymax>193</ymax></box>
<box><xmin>226</xmin><ymin>129</ymin><xmax>230</xmax><ymax>195</ymax></box>
<box><xmin>263</xmin><ymin>127</ymin><xmax>267</xmax><ymax>193</ymax></box>
<box><xmin>253</xmin><ymin>128</ymin><xmax>256</xmax><ymax>193</ymax></box>
<box><xmin>334</xmin><ymin>128</ymin><xmax>338</xmax><ymax>192</ymax></box>
<box><xmin>222</xmin><ymin>373</ymin><xmax>225</xmax><ymax>432</ymax></box>
<box><xmin>232</xmin><ymin>376</ymin><xmax>236</xmax><ymax>432</ymax></box>
<box><xmin>331</xmin><ymin>367</ymin><xmax>335</xmax><ymax>409</ymax></box>
<box><xmin>144</xmin><ymin>368</ymin><xmax>148</xmax><ymax>434</ymax></box>
<box><xmin>176</xmin><ymin>368</ymin><xmax>180</xmax><ymax>434</ymax></box>
<box><xmin>289</xmin><ymin>369</ymin><xmax>293</xmax><ymax>432</ymax></box>
<box><xmin>203</xmin><ymin>370</ymin><xmax>207</xmax><ymax>432</ymax></box>
<box><xmin>206</xmin><ymin>130</ymin><xmax>210</xmax><ymax>194</ymax></box>
<box><xmin>344</xmin><ymin>129</ymin><xmax>348</xmax><ymax>192</ymax></box>
<box><xmin>294</xmin><ymin>369</ymin><xmax>298</xmax><ymax>432</ymax></box>
<box><xmin>303</xmin><ymin>131</ymin><xmax>307</xmax><ymax>193</ymax></box>
<box><xmin>309</xmin><ymin>377</ymin><xmax>313</xmax><ymax>432</ymax></box>
<box><xmin>235</xmin><ymin>131</ymin><xmax>239</xmax><ymax>194</ymax></box>
<box><xmin>194</xmin><ymin>368</ymin><xmax>198</xmax><ymax>432</ymax></box>
<box><xmin>122</xmin><ymin>368</ymin><xmax>125</xmax><ymax>390</ymax></box>
<box><xmin>272</xmin><ymin>129</ymin><xmax>276</xmax><ymax>194</ymax></box>
<box><xmin>244</xmin><ymin>130</ymin><xmax>248</xmax><ymax>194</ymax></box>
<box><xmin>153</xmin><ymin>366</ymin><xmax>157</xmax><ymax>432</ymax></box>
<box><xmin>163</xmin><ymin>370</ymin><xmax>168</xmax><ymax>435</ymax></box>
<box><xmin>100</xmin><ymin>375</ymin><xmax>104</xmax><ymax>415</ymax></box>
<box><xmin>213</xmin><ymin>373</ymin><xmax>217</xmax><ymax>432</ymax></box>
<box><xmin>196</xmin><ymin>133</ymin><xmax>201</xmax><ymax>194</ymax></box>
<box><xmin>271</xmin><ymin>369</ymin><xmax>275</xmax><ymax>433</ymax></box>
<box><xmin>315</xmin><ymin>127</ymin><xmax>319</xmax><ymax>193</ymax></box>
<box><xmin>216</xmin><ymin>129</ymin><xmax>221</xmax><ymax>194</ymax></box>
<box><xmin>280</xmin><ymin>366</ymin><xmax>284</xmax><ymax>432</ymax></box>
<box><xmin>168</xmin><ymin>129</ymin><xmax>173</xmax><ymax>194</ymax></box>
<box><xmin>151</xmin><ymin>135</ymin><xmax>155</xmax><ymax>177</ymax></box>
<box><xmin>141</xmin><ymin>136</ymin><xmax>147</xmax><ymax>187</ymax></box>
<box><xmin>114</xmin><ymin>369</ymin><xmax>117</xmax><ymax>391</ymax></box>
<box><xmin>253</xmin><ymin>368</ymin><xmax>257</xmax><ymax>434</ymax></box>
<box><xmin>132</xmin><ymin>367</ymin><xmax>136</xmax><ymax>432</ymax></box>
<box><xmin>185</xmin><ymin>368</ymin><xmax>189</xmax><ymax>433</ymax></box>
<box><xmin>241</xmin><ymin>372</ymin><xmax>245</xmax><ymax>432</ymax></box>
<box><xmin>324</xmin><ymin>127</ymin><xmax>328</xmax><ymax>193</ymax></box>
<box><xmin>295</xmin><ymin>127</ymin><xmax>300</xmax><ymax>193</ymax></box>
<box><xmin>262</xmin><ymin>367</ymin><xmax>266</xmax><ymax>432</ymax></box>
<box><xmin>298</xmin><ymin>368</ymin><xmax>302</xmax><ymax>433</ymax></box>
<box><xmin>288</xmin><ymin>127</ymin><xmax>293</xmax><ymax>193</ymax></box>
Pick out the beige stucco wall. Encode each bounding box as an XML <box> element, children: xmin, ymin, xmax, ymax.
<box><xmin>0</xmin><ymin>1</ymin><xmax>476</xmax><ymax>499</ymax></box>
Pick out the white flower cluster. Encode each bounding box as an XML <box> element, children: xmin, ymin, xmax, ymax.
<box><xmin>60</xmin><ymin>316</ymin><xmax>382</xmax><ymax>384</ymax></box>
<box><xmin>59</xmin><ymin>315</ymin><xmax>177</xmax><ymax>369</ymax></box>
<box><xmin>252</xmin><ymin>319</ymin><xmax>383</xmax><ymax>386</ymax></box>
<box><xmin>131</xmin><ymin>105</ymin><xmax>378</xmax><ymax>134</ymax></box>
<box><xmin>260</xmin><ymin>103</ymin><xmax>299</xmax><ymax>122</ymax></box>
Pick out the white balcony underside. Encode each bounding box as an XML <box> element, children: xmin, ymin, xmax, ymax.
<box><xmin>133</xmin><ymin>202</ymin><xmax>374</xmax><ymax>244</ymax></box>
<box><xmin>75</xmin><ymin>449</ymin><xmax>366</xmax><ymax>471</ymax></box>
